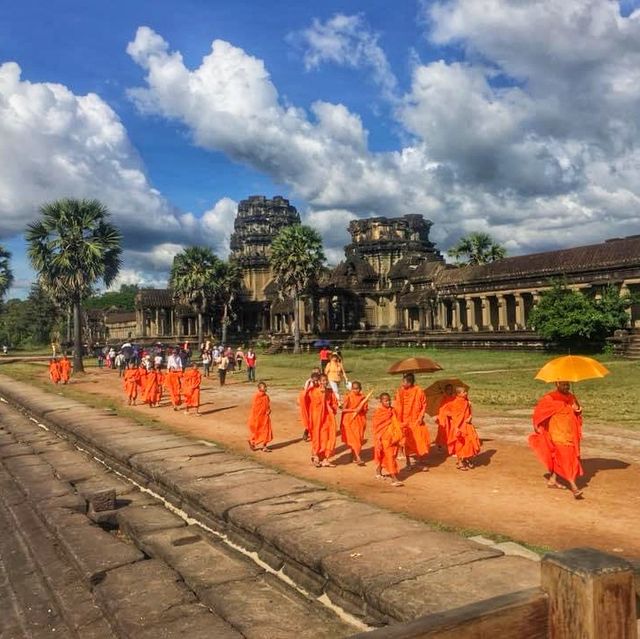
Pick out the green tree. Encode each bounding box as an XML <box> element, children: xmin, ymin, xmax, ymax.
<box><xmin>448</xmin><ymin>232</ymin><xmax>507</xmax><ymax>265</ymax></box>
<box><xmin>0</xmin><ymin>299</ymin><xmax>30</xmax><ymax>346</ymax></box>
<box><xmin>84</xmin><ymin>284</ymin><xmax>139</xmax><ymax>312</ymax></box>
<box><xmin>169</xmin><ymin>246</ymin><xmax>221</xmax><ymax>348</ymax></box>
<box><xmin>214</xmin><ymin>260</ymin><xmax>242</xmax><ymax>346</ymax></box>
<box><xmin>270</xmin><ymin>225</ymin><xmax>325</xmax><ymax>354</ymax></box>
<box><xmin>24</xmin><ymin>283</ymin><xmax>59</xmax><ymax>345</ymax></box>
<box><xmin>0</xmin><ymin>245</ymin><xmax>14</xmax><ymax>300</ymax></box>
<box><xmin>26</xmin><ymin>198</ymin><xmax>122</xmax><ymax>372</ymax></box>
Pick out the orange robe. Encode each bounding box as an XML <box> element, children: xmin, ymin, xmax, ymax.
<box><xmin>394</xmin><ymin>385</ymin><xmax>430</xmax><ymax>457</ymax></box>
<box><xmin>529</xmin><ymin>391</ymin><xmax>583</xmax><ymax>482</ymax></box>
<box><xmin>436</xmin><ymin>395</ymin><xmax>456</xmax><ymax>451</ymax></box>
<box><xmin>49</xmin><ymin>361</ymin><xmax>61</xmax><ymax>384</ymax></box>
<box><xmin>306</xmin><ymin>386</ymin><xmax>338</xmax><ymax>458</ymax></box>
<box><xmin>299</xmin><ymin>388</ymin><xmax>311</xmax><ymax>431</ymax></box>
<box><xmin>340</xmin><ymin>390</ymin><xmax>368</xmax><ymax>456</ymax></box>
<box><xmin>59</xmin><ymin>358</ymin><xmax>71</xmax><ymax>383</ymax></box>
<box><xmin>248</xmin><ymin>390</ymin><xmax>273</xmax><ymax>448</ymax></box>
<box><xmin>182</xmin><ymin>369</ymin><xmax>202</xmax><ymax>409</ymax></box>
<box><xmin>123</xmin><ymin>368</ymin><xmax>141</xmax><ymax>401</ymax></box>
<box><xmin>442</xmin><ymin>396</ymin><xmax>481</xmax><ymax>460</ymax></box>
<box><xmin>143</xmin><ymin>370</ymin><xmax>163</xmax><ymax>406</ymax></box>
<box><xmin>165</xmin><ymin>370</ymin><xmax>182</xmax><ymax>407</ymax></box>
<box><xmin>372</xmin><ymin>406</ymin><xmax>403</xmax><ymax>476</ymax></box>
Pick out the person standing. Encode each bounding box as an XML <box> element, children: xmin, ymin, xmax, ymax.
<box><xmin>324</xmin><ymin>354</ymin><xmax>348</xmax><ymax>406</ymax></box>
<box><xmin>339</xmin><ymin>381</ymin><xmax>369</xmax><ymax>465</ymax></box>
<box><xmin>435</xmin><ymin>383</ymin><xmax>456</xmax><ymax>453</ymax></box>
<box><xmin>217</xmin><ymin>350</ymin><xmax>229</xmax><ymax>386</ymax></box>
<box><xmin>248</xmin><ymin>382</ymin><xmax>273</xmax><ymax>452</ymax></box>
<box><xmin>182</xmin><ymin>363</ymin><xmax>202</xmax><ymax>416</ymax></box>
<box><xmin>48</xmin><ymin>358</ymin><xmax>61</xmax><ymax>384</ymax></box>
<box><xmin>305</xmin><ymin>374</ymin><xmax>338</xmax><ymax>467</ymax></box>
<box><xmin>59</xmin><ymin>354</ymin><xmax>72</xmax><ymax>384</ymax></box>
<box><xmin>165</xmin><ymin>349</ymin><xmax>183</xmax><ymax>410</ymax></box>
<box><xmin>123</xmin><ymin>362</ymin><xmax>141</xmax><ymax>405</ymax></box>
<box><xmin>372</xmin><ymin>393</ymin><xmax>403</xmax><ymax>486</ymax></box>
<box><xmin>441</xmin><ymin>387</ymin><xmax>481</xmax><ymax>470</ymax></box>
<box><xmin>319</xmin><ymin>346</ymin><xmax>331</xmax><ymax>372</ymax></box>
<box><xmin>235</xmin><ymin>346</ymin><xmax>245</xmax><ymax>372</ymax></box>
<box><xmin>202</xmin><ymin>349</ymin><xmax>211</xmax><ymax>378</ymax></box>
<box><xmin>394</xmin><ymin>373</ymin><xmax>430</xmax><ymax>468</ymax></box>
<box><xmin>245</xmin><ymin>348</ymin><xmax>256</xmax><ymax>382</ymax></box>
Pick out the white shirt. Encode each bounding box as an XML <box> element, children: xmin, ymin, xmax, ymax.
<box><xmin>167</xmin><ymin>354</ymin><xmax>182</xmax><ymax>371</ymax></box>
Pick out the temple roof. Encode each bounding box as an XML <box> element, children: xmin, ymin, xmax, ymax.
<box><xmin>135</xmin><ymin>288</ymin><xmax>173</xmax><ymax>308</ymax></box>
<box><xmin>330</xmin><ymin>256</ymin><xmax>377</xmax><ymax>285</ymax></box>
<box><xmin>105</xmin><ymin>312</ymin><xmax>136</xmax><ymax>324</ymax></box>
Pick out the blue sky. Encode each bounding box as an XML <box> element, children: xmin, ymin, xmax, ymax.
<box><xmin>1</xmin><ymin>0</ymin><xmax>640</xmax><ymax>297</ymax></box>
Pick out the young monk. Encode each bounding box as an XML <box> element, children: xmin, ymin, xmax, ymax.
<box><xmin>59</xmin><ymin>355</ymin><xmax>72</xmax><ymax>384</ymax></box>
<box><xmin>435</xmin><ymin>383</ymin><xmax>456</xmax><ymax>452</ymax></box>
<box><xmin>182</xmin><ymin>363</ymin><xmax>202</xmax><ymax>416</ymax></box>
<box><xmin>248</xmin><ymin>381</ymin><xmax>273</xmax><ymax>452</ymax></box>
<box><xmin>442</xmin><ymin>386</ymin><xmax>481</xmax><ymax>470</ymax></box>
<box><xmin>304</xmin><ymin>373</ymin><xmax>338</xmax><ymax>467</ymax></box>
<box><xmin>143</xmin><ymin>365</ymin><xmax>163</xmax><ymax>408</ymax></box>
<box><xmin>123</xmin><ymin>362</ymin><xmax>141</xmax><ymax>405</ymax></box>
<box><xmin>48</xmin><ymin>358</ymin><xmax>61</xmax><ymax>384</ymax></box>
<box><xmin>299</xmin><ymin>371</ymin><xmax>320</xmax><ymax>441</ymax></box>
<box><xmin>529</xmin><ymin>381</ymin><xmax>584</xmax><ymax>499</ymax></box>
<box><xmin>394</xmin><ymin>373</ymin><xmax>430</xmax><ymax>468</ymax></box>
<box><xmin>339</xmin><ymin>381</ymin><xmax>369</xmax><ymax>465</ymax></box>
<box><xmin>372</xmin><ymin>393</ymin><xmax>403</xmax><ymax>486</ymax></box>
<box><xmin>164</xmin><ymin>350</ymin><xmax>182</xmax><ymax>411</ymax></box>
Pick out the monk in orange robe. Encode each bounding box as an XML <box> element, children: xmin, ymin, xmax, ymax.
<box><xmin>340</xmin><ymin>381</ymin><xmax>369</xmax><ymax>465</ymax></box>
<box><xmin>59</xmin><ymin>355</ymin><xmax>72</xmax><ymax>384</ymax></box>
<box><xmin>164</xmin><ymin>369</ymin><xmax>182</xmax><ymax>410</ymax></box>
<box><xmin>248</xmin><ymin>382</ymin><xmax>273</xmax><ymax>451</ymax></box>
<box><xmin>143</xmin><ymin>366</ymin><xmax>163</xmax><ymax>407</ymax></box>
<box><xmin>371</xmin><ymin>393</ymin><xmax>403</xmax><ymax>486</ymax></box>
<box><xmin>299</xmin><ymin>371</ymin><xmax>320</xmax><ymax>441</ymax></box>
<box><xmin>123</xmin><ymin>363</ymin><xmax>141</xmax><ymax>405</ymax></box>
<box><xmin>435</xmin><ymin>384</ymin><xmax>456</xmax><ymax>452</ymax></box>
<box><xmin>182</xmin><ymin>364</ymin><xmax>202</xmax><ymax>415</ymax></box>
<box><xmin>49</xmin><ymin>358</ymin><xmax>61</xmax><ymax>384</ymax></box>
<box><xmin>529</xmin><ymin>381</ymin><xmax>584</xmax><ymax>499</ymax></box>
<box><xmin>394</xmin><ymin>373</ymin><xmax>430</xmax><ymax>468</ymax></box>
<box><xmin>305</xmin><ymin>374</ymin><xmax>338</xmax><ymax>467</ymax></box>
<box><xmin>441</xmin><ymin>387</ymin><xmax>481</xmax><ymax>469</ymax></box>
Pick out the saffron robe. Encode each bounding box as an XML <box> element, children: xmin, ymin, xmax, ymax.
<box><xmin>372</xmin><ymin>405</ymin><xmax>403</xmax><ymax>476</ymax></box>
<box><xmin>306</xmin><ymin>386</ymin><xmax>338</xmax><ymax>458</ymax></box>
<box><xmin>529</xmin><ymin>391</ymin><xmax>583</xmax><ymax>482</ymax></box>
<box><xmin>142</xmin><ymin>370</ymin><xmax>163</xmax><ymax>406</ymax></box>
<box><xmin>340</xmin><ymin>390</ymin><xmax>368</xmax><ymax>456</ymax></box>
<box><xmin>59</xmin><ymin>358</ymin><xmax>71</xmax><ymax>383</ymax></box>
<box><xmin>182</xmin><ymin>369</ymin><xmax>202</xmax><ymax>409</ymax></box>
<box><xmin>165</xmin><ymin>370</ymin><xmax>182</xmax><ymax>407</ymax></box>
<box><xmin>49</xmin><ymin>360</ymin><xmax>61</xmax><ymax>384</ymax></box>
<box><xmin>248</xmin><ymin>390</ymin><xmax>273</xmax><ymax>448</ymax></box>
<box><xmin>394</xmin><ymin>385</ymin><xmax>430</xmax><ymax>457</ymax></box>
<box><xmin>436</xmin><ymin>395</ymin><xmax>456</xmax><ymax>451</ymax></box>
<box><xmin>123</xmin><ymin>368</ymin><xmax>141</xmax><ymax>401</ymax></box>
<box><xmin>442</xmin><ymin>396</ymin><xmax>481</xmax><ymax>460</ymax></box>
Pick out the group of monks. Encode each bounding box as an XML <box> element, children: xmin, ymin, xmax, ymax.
<box><xmin>122</xmin><ymin>362</ymin><xmax>202</xmax><ymax>414</ymax></box>
<box><xmin>48</xmin><ymin>355</ymin><xmax>72</xmax><ymax>385</ymax></box>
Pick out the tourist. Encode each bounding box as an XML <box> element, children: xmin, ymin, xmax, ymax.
<box><xmin>319</xmin><ymin>346</ymin><xmax>331</xmax><ymax>372</ymax></box>
<box><xmin>435</xmin><ymin>383</ymin><xmax>456</xmax><ymax>452</ymax></box>
<box><xmin>394</xmin><ymin>372</ymin><xmax>430</xmax><ymax>469</ymax></box>
<box><xmin>299</xmin><ymin>370</ymin><xmax>320</xmax><ymax>441</ymax></box>
<box><xmin>165</xmin><ymin>348</ymin><xmax>183</xmax><ymax>410</ymax></box>
<box><xmin>142</xmin><ymin>364</ymin><xmax>163</xmax><ymax>408</ymax></box>
<box><xmin>248</xmin><ymin>381</ymin><xmax>273</xmax><ymax>452</ymax></box>
<box><xmin>153</xmin><ymin>350</ymin><xmax>163</xmax><ymax>370</ymax></box>
<box><xmin>107</xmin><ymin>346</ymin><xmax>116</xmax><ymax>368</ymax></box>
<box><xmin>59</xmin><ymin>354</ymin><xmax>72</xmax><ymax>384</ymax></box>
<box><xmin>114</xmin><ymin>351</ymin><xmax>126</xmax><ymax>377</ymax></box>
<box><xmin>529</xmin><ymin>381</ymin><xmax>584</xmax><ymax>499</ymax></box>
<box><xmin>324</xmin><ymin>353</ymin><xmax>348</xmax><ymax>405</ymax></box>
<box><xmin>123</xmin><ymin>361</ymin><xmax>141</xmax><ymax>405</ymax></box>
<box><xmin>201</xmin><ymin>349</ymin><xmax>211</xmax><ymax>377</ymax></box>
<box><xmin>96</xmin><ymin>347</ymin><xmax>104</xmax><ymax>369</ymax></box>
<box><xmin>48</xmin><ymin>358</ymin><xmax>61</xmax><ymax>384</ymax></box>
<box><xmin>245</xmin><ymin>348</ymin><xmax>256</xmax><ymax>382</ymax></box>
<box><xmin>217</xmin><ymin>349</ymin><xmax>229</xmax><ymax>386</ymax></box>
<box><xmin>182</xmin><ymin>362</ymin><xmax>202</xmax><ymax>416</ymax></box>
<box><xmin>372</xmin><ymin>393</ymin><xmax>403</xmax><ymax>486</ymax></box>
<box><xmin>339</xmin><ymin>381</ymin><xmax>369</xmax><ymax>465</ymax></box>
<box><xmin>235</xmin><ymin>346</ymin><xmax>244</xmax><ymax>371</ymax></box>
<box><xmin>305</xmin><ymin>373</ymin><xmax>338</xmax><ymax>468</ymax></box>
<box><xmin>441</xmin><ymin>387</ymin><xmax>481</xmax><ymax>470</ymax></box>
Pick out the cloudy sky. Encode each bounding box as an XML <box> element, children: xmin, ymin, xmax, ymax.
<box><xmin>2</xmin><ymin>0</ymin><xmax>640</xmax><ymax>297</ymax></box>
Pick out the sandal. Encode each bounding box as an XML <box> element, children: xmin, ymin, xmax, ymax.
<box><xmin>547</xmin><ymin>482</ymin><xmax>566</xmax><ymax>490</ymax></box>
<box><xmin>356</xmin><ymin>460</ymin><xmax>365</xmax><ymax>467</ymax></box>
<box><xmin>261</xmin><ymin>447</ymin><xmax>272</xmax><ymax>453</ymax></box>
<box><xmin>391</xmin><ymin>480</ymin><xmax>404</xmax><ymax>487</ymax></box>
<box><xmin>321</xmin><ymin>460</ymin><xmax>336</xmax><ymax>467</ymax></box>
<box><xmin>311</xmin><ymin>456</ymin><xmax>322</xmax><ymax>468</ymax></box>
<box><xmin>571</xmin><ymin>489</ymin><xmax>584</xmax><ymax>500</ymax></box>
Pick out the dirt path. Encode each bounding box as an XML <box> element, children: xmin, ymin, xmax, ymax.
<box><xmin>48</xmin><ymin>367</ymin><xmax>640</xmax><ymax>559</ymax></box>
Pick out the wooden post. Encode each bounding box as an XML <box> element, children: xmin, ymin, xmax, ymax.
<box><xmin>541</xmin><ymin>547</ymin><xmax>637</xmax><ymax>639</ymax></box>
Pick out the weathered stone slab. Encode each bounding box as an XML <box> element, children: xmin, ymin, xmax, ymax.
<box><xmin>20</xmin><ymin>478</ymin><xmax>73</xmax><ymax>503</ymax></box>
<box><xmin>128</xmin><ymin>445</ymin><xmax>224</xmax><ymax>474</ymax></box>
<box><xmin>116</xmin><ymin>504</ymin><xmax>186</xmax><ymax>539</ymax></box>
<box><xmin>0</xmin><ymin>442</ymin><xmax>32</xmax><ymax>458</ymax></box>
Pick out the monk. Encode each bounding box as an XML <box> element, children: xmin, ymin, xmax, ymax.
<box><xmin>299</xmin><ymin>371</ymin><xmax>320</xmax><ymax>442</ymax></box>
<box><xmin>371</xmin><ymin>393</ymin><xmax>403</xmax><ymax>486</ymax></box>
<box><xmin>165</xmin><ymin>349</ymin><xmax>183</xmax><ymax>410</ymax></box>
<box><xmin>394</xmin><ymin>373</ymin><xmax>430</xmax><ymax>468</ymax></box>
<box><xmin>142</xmin><ymin>365</ymin><xmax>163</xmax><ymax>408</ymax></box>
<box><xmin>59</xmin><ymin>355</ymin><xmax>72</xmax><ymax>384</ymax></box>
<box><xmin>435</xmin><ymin>383</ymin><xmax>456</xmax><ymax>452</ymax></box>
<box><xmin>442</xmin><ymin>387</ymin><xmax>481</xmax><ymax>470</ymax></box>
<box><xmin>136</xmin><ymin>363</ymin><xmax>148</xmax><ymax>398</ymax></box>
<box><xmin>339</xmin><ymin>381</ymin><xmax>369</xmax><ymax>465</ymax></box>
<box><xmin>248</xmin><ymin>382</ymin><xmax>273</xmax><ymax>451</ymax></box>
<box><xmin>182</xmin><ymin>363</ymin><xmax>202</xmax><ymax>416</ymax></box>
<box><xmin>529</xmin><ymin>381</ymin><xmax>584</xmax><ymax>499</ymax></box>
<box><xmin>305</xmin><ymin>373</ymin><xmax>338</xmax><ymax>467</ymax></box>
<box><xmin>48</xmin><ymin>358</ymin><xmax>61</xmax><ymax>384</ymax></box>
<box><xmin>123</xmin><ymin>362</ymin><xmax>141</xmax><ymax>405</ymax></box>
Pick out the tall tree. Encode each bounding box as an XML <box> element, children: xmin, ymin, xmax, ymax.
<box><xmin>0</xmin><ymin>245</ymin><xmax>14</xmax><ymax>300</ymax></box>
<box><xmin>214</xmin><ymin>260</ymin><xmax>243</xmax><ymax>346</ymax></box>
<box><xmin>169</xmin><ymin>246</ymin><xmax>221</xmax><ymax>348</ymax></box>
<box><xmin>270</xmin><ymin>225</ymin><xmax>325</xmax><ymax>354</ymax></box>
<box><xmin>26</xmin><ymin>198</ymin><xmax>122</xmax><ymax>372</ymax></box>
<box><xmin>448</xmin><ymin>232</ymin><xmax>507</xmax><ymax>265</ymax></box>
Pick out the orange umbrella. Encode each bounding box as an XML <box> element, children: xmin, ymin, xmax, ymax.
<box><xmin>387</xmin><ymin>357</ymin><xmax>443</xmax><ymax>375</ymax></box>
<box><xmin>534</xmin><ymin>355</ymin><xmax>610</xmax><ymax>383</ymax></box>
<box><xmin>424</xmin><ymin>378</ymin><xmax>469</xmax><ymax>416</ymax></box>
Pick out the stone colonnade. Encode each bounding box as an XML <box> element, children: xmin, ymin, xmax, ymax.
<box><xmin>135</xmin><ymin>308</ymin><xmax>198</xmax><ymax>338</ymax></box>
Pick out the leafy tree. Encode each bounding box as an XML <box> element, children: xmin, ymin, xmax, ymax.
<box><xmin>593</xmin><ymin>285</ymin><xmax>635</xmax><ymax>335</ymax></box>
<box><xmin>270</xmin><ymin>225</ymin><xmax>325</xmax><ymax>354</ymax></box>
<box><xmin>169</xmin><ymin>246</ymin><xmax>221</xmax><ymax>348</ymax></box>
<box><xmin>448</xmin><ymin>232</ymin><xmax>507</xmax><ymax>265</ymax></box>
<box><xmin>0</xmin><ymin>245</ymin><xmax>14</xmax><ymax>300</ymax></box>
<box><xmin>84</xmin><ymin>284</ymin><xmax>139</xmax><ymax>312</ymax></box>
<box><xmin>0</xmin><ymin>299</ymin><xmax>30</xmax><ymax>346</ymax></box>
<box><xmin>24</xmin><ymin>283</ymin><xmax>59</xmax><ymax>345</ymax></box>
<box><xmin>214</xmin><ymin>260</ymin><xmax>242</xmax><ymax>346</ymax></box>
<box><xmin>26</xmin><ymin>198</ymin><xmax>122</xmax><ymax>372</ymax></box>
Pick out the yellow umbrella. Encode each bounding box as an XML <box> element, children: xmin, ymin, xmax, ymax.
<box><xmin>534</xmin><ymin>355</ymin><xmax>610</xmax><ymax>383</ymax></box>
<box><xmin>387</xmin><ymin>357</ymin><xmax>443</xmax><ymax>375</ymax></box>
<box><xmin>424</xmin><ymin>378</ymin><xmax>469</xmax><ymax>416</ymax></box>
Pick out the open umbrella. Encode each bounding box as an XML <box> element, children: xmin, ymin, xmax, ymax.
<box><xmin>387</xmin><ymin>357</ymin><xmax>443</xmax><ymax>375</ymax></box>
<box><xmin>534</xmin><ymin>355</ymin><xmax>610</xmax><ymax>383</ymax></box>
<box><xmin>313</xmin><ymin>339</ymin><xmax>331</xmax><ymax>347</ymax></box>
<box><xmin>424</xmin><ymin>378</ymin><xmax>469</xmax><ymax>416</ymax></box>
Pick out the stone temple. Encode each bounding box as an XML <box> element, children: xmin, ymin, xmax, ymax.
<box><xmin>98</xmin><ymin>195</ymin><xmax>640</xmax><ymax>351</ymax></box>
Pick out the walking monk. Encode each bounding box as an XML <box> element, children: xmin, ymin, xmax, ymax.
<box><xmin>142</xmin><ymin>365</ymin><xmax>163</xmax><ymax>408</ymax></box>
<box><xmin>305</xmin><ymin>374</ymin><xmax>338</xmax><ymax>467</ymax></box>
<box><xmin>165</xmin><ymin>349</ymin><xmax>182</xmax><ymax>411</ymax></box>
<box><xmin>529</xmin><ymin>381</ymin><xmax>584</xmax><ymax>499</ymax></box>
<box><xmin>48</xmin><ymin>358</ymin><xmax>61</xmax><ymax>384</ymax></box>
<box><xmin>435</xmin><ymin>383</ymin><xmax>456</xmax><ymax>452</ymax></box>
<box><xmin>299</xmin><ymin>371</ymin><xmax>320</xmax><ymax>441</ymax></box>
<box><xmin>441</xmin><ymin>387</ymin><xmax>481</xmax><ymax>470</ymax></box>
<box><xmin>394</xmin><ymin>373</ymin><xmax>430</xmax><ymax>468</ymax></box>
<box><xmin>339</xmin><ymin>381</ymin><xmax>369</xmax><ymax>465</ymax></box>
<box><xmin>59</xmin><ymin>355</ymin><xmax>72</xmax><ymax>384</ymax></box>
<box><xmin>182</xmin><ymin>363</ymin><xmax>202</xmax><ymax>416</ymax></box>
<box><xmin>123</xmin><ymin>362</ymin><xmax>141</xmax><ymax>405</ymax></box>
<box><xmin>372</xmin><ymin>393</ymin><xmax>403</xmax><ymax>486</ymax></box>
<box><xmin>248</xmin><ymin>382</ymin><xmax>273</xmax><ymax>452</ymax></box>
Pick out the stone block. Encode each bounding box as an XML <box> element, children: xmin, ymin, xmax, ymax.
<box><xmin>116</xmin><ymin>504</ymin><xmax>186</xmax><ymax>539</ymax></box>
<box><xmin>83</xmin><ymin>488</ymin><xmax>116</xmax><ymax>513</ymax></box>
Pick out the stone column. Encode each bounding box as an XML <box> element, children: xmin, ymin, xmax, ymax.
<box><xmin>497</xmin><ymin>294</ymin><xmax>508</xmax><ymax>331</ymax></box>
<box><xmin>480</xmin><ymin>296</ymin><xmax>491</xmax><ymax>331</ymax></box>
<box><xmin>515</xmin><ymin>293</ymin><xmax>526</xmax><ymax>330</ymax></box>
<box><xmin>438</xmin><ymin>301</ymin><xmax>447</xmax><ymax>329</ymax></box>
<box><xmin>466</xmin><ymin>297</ymin><xmax>478</xmax><ymax>332</ymax></box>
<box><xmin>620</xmin><ymin>282</ymin><xmax>632</xmax><ymax>326</ymax></box>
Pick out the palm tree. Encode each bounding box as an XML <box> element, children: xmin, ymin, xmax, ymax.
<box><xmin>169</xmin><ymin>246</ymin><xmax>221</xmax><ymax>348</ymax></box>
<box><xmin>448</xmin><ymin>232</ymin><xmax>507</xmax><ymax>265</ymax></box>
<box><xmin>214</xmin><ymin>260</ymin><xmax>243</xmax><ymax>346</ymax></box>
<box><xmin>0</xmin><ymin>245</ymin><xmax>14</xmax><ymax>300</ymax></box>
<box><xmin>26</xmin><ymin>198</ymin><xmax>122</xmax><ymax>373</ymax></box>
<box><xmin>270</xmin><ymin>225</ymin><xmax>325</xmax><ymax>354</ymax></box>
